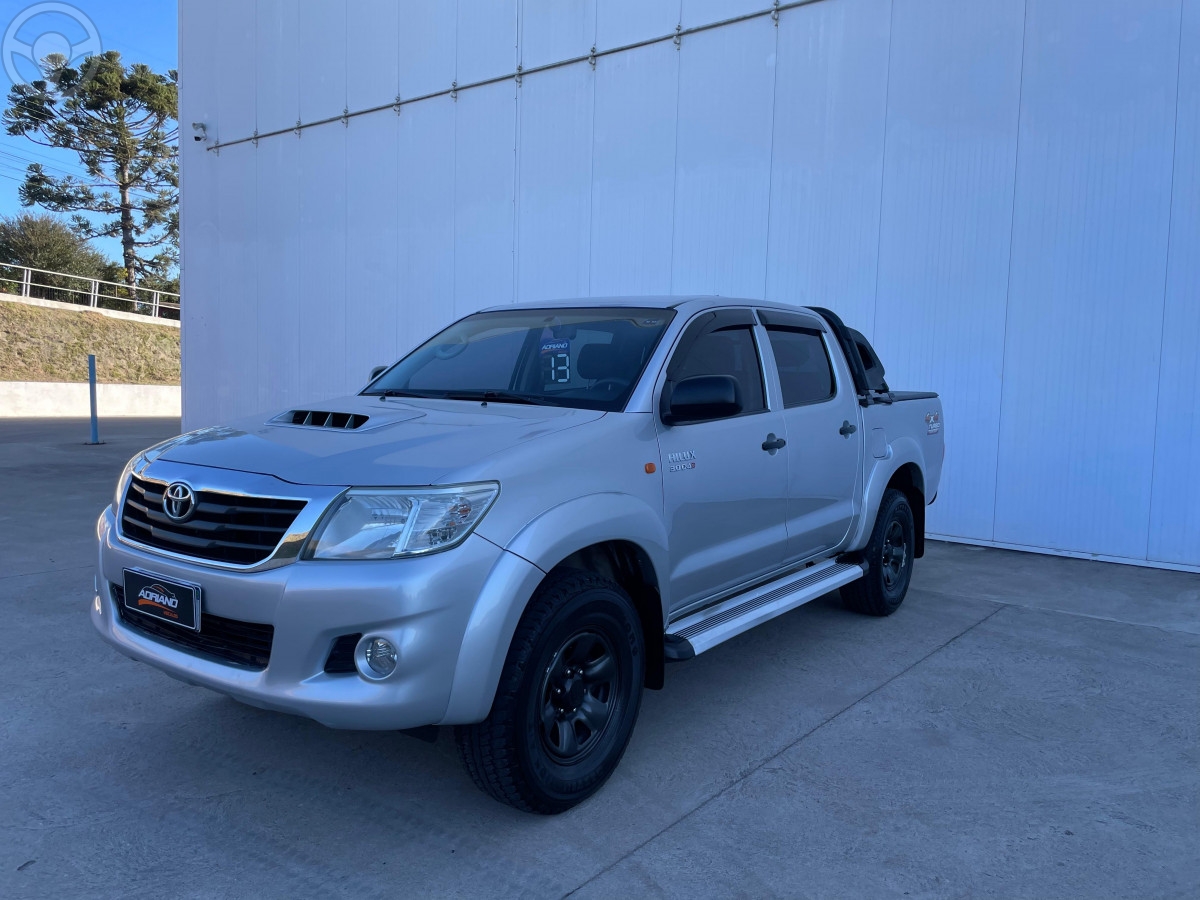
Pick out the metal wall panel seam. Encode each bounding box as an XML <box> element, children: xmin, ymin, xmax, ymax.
<box><xmin>453</xmin><ymin>0</ymin><xmax>459</xmax><ymax>321</ymax></box>
<box><xmin>177</xmin><ymin>0</ymin><xmax>190</xmax><ymax>422</ymax></box>
<box><xmin>206</xmin><ymin>0</ymin><xmax>833</xmax><ymax>152</ymax></box>
<box><xmin>253</xmin><ymin>1</ymin><xmax>258</xmax><ymax>140</ymax></box>
<box><xmin>990</xmin><ymin>0</ymin><xmax>1030</xmax><ymax>545</ymax></box>
<box><xmin>343</xmin><ymin>10</ymin><xmax>349</xmax><ymax>403</ymax></box>
<box><xmin>1142</xmin><ymin>0</ymin><xmax>1188</xmax><ymax>562</ymax></box>
<box><xmin>759</xmin><ymin>2</ymin><xmax>782</xmax><ymax>302</ymax></box>
<box><xmin>1146</xmin><ymin>0</ymin><xmax>1200</xmax><ymax>565</ymax></box>
<box><xmin>668</xmin><ymin>2</ymin><xmax>684</xmax><ymax>293</ymax></box>
<box><xmin>513</xmin><ymin>0</ymin><xmax>522</xmax><ymax>306</ymax></box>
<box><xmin>512</xmin><ymin>2</ymin><xmax>522</xmax><ymax>307</ymax></box>
<box><xmin>586</xmin><ymin>0</ymin><xmax>600</xmax><ymax>293</ymax></box>
<box><xmin>868</xmin><ymin>0</ymin><xmax>897</xmax><ymax>344</ymax></box>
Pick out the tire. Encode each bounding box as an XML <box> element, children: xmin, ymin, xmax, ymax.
<box><xmin>841</xmin><ymin>488</ymin><xmax>916</xmax><ymax>617</ymax></box>
<box><xmin>455</xmin><ymin>569</ymin><xmax>645</xmax><ymax>814</ymax></box>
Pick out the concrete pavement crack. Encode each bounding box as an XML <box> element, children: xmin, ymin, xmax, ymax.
<box><xmin>0</xmin><ymin>564</ymin><xmax>92</xmax><ymax>582</ymax></box>
<box><xmin>561</xmin><ymin>603</ymin><xmax>1007</xmax><ymax>899</ymax></box>
<box><xmin>913</xmin><ymin>586</ymin><xmax>1199</xmax><ymax>637</ymax></box>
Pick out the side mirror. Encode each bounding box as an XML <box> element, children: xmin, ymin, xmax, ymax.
<box><xmin>368</xmin><ymin>365</ymin><xmax>388</xmax><ymax>382</ymax></box>
<box><xmin>662</xmin><ymin>375</ymin><xmax>742</xmax><ymax>425</ymax></box>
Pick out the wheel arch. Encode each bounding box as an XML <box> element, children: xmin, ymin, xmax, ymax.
<box><xmin>550</xmin><ymin>539</ymin><xmax>665</xmax><ymax>691</ymax></box>
<box><xmin>885</xmin><ymin>463</ymin><xmax>926</xmax><ymax>558</ymax></box>
<box><xmin>440</xmin><ymin>495</ymin><xmax>669</xmax><ymax>725</ymax></box>
<box><xmin>846</xmin><ymin>441</ymin><xmax>928</xmax><ymax>558</ymax></box>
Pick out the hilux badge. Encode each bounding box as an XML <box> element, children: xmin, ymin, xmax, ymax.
<box><xmin>667</xmin><ymin>450</ymin><xmax>697</xmax><ymax>472</ymax></box>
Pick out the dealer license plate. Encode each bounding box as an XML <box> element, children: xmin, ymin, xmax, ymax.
<box><xmin>122</xmin><ymin>569</ymin><xmax>201</xmax><ymax>632</ymax></box>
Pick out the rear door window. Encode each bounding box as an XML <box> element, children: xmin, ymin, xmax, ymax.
<box><xmin>765</xmin><ymin>327</ymin><xmax>835</xmax><ymax>407</ymax></box>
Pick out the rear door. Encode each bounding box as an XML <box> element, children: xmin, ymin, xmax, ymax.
<box><xmin>655</xmin><ymin>309</ymin><xmax>789</xmax><ymax>612</ymax></box>
<box><xmin>759</xmin><ymin>309</ymin><xmax>863</xmax><ymax>562</ymax></box>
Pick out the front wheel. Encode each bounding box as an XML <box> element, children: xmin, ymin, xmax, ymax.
<box><xmin>455</xmin><ymin>569</ymin><xmax>645</xmax><ymax>814</ymax></box>
<box><xmin>841</xmin><ymin>488</ymin><xmax>916</xmax><ymax>617</ymax></box>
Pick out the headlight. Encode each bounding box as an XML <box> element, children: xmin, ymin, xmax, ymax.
<box><xmin>113</xmin><ymin>455</ymin><xmax>140</xmax><ymax>511</ymax></box>
<box><xmin>308</xmin><ymin>483</ymin><xmax>500</xmax><ymax>560</ymax></box>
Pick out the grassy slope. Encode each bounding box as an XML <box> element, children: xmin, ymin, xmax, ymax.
<box><xmin>0</xmin><ymin>299</ymin><xmax>180</xmax><ymax>384</ymax></box>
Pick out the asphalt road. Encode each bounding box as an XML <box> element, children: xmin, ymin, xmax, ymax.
<box><xmin>1</xmin><ymin>417</ymin><xmax>1197</xmax><ymax>899</ymax></box>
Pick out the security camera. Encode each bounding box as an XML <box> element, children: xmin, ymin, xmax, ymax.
<box><xmin>191</xmin><ymin>122</ymin><xmax>207</xmax><ymax>143</ymax></box>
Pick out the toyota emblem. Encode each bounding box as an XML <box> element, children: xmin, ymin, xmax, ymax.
<box><xmin>163</xmin><ymin>482</ymin><xmax>196</xmax><ymax>521</ymax></box>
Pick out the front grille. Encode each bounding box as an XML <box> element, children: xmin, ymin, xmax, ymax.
<box><xmin>112</xmin><ymin>584</ymin><xmax>273</xmax><ymax>670</ymax></box>
<box><xmin>121</xmin><ymin>475</ymin><xmax>306</xmax><ymax>566</ymax></box>
<box><xmin>324</xmin><ymin>633</ymin><xmax>362</xmax><ymax>674</ymax></box>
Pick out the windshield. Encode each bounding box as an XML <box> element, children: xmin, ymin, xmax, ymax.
<box><xmin>363</xmin><ymin>307</ymin><xmax>676</xmax><ymax>411</ymax></box>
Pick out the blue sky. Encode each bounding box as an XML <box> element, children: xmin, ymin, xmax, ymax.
<box><xmin>0</xmin><ymin>0</ymin><xmax>177</xmax><ymax>264</ymax></box>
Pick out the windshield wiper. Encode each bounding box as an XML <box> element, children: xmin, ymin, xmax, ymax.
<box><xmin>442</xmin><ymin>390</ymin><xmax>554</xmax><ymax>406</ymax></box>
<box><xmin>364</xmin><ymin>388</ymin><xmax>442</xmax><ymax>399</ymax></box>
<box><xmin>365</xmin><ymin>387</ymin><xmax>554</xmax><ymax>405</ymax></box>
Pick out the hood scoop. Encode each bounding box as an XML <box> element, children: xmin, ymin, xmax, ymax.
<box><xmin>272</xmin><ymin>409</ymin><xmax>370</xmax><ymax>430</ymax></box>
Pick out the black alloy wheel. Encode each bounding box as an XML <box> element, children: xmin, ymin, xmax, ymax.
<box><xmin>881</xmin><ymin>519</ymin><xmax>909</xmax><ymax>593</ymax></box>
<box><xmin>456</xmin><ymin>569</ymin><xmax>645</xmax><ymax>814</ymax></box>
<box><xmin>842</xmin><ymin>487</ymin><xmax>916</xmax><ymax>617</ymax></box>
<box><xmin>539</xmin><ymin>629</ymin><xmax>619</xmax><ymax>763</ymax></box>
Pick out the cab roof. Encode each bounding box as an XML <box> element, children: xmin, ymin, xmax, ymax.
<box><xmin>479</xmin><ymin>295</ymin><xmax>817</xmax><ymax>315</ymax></box>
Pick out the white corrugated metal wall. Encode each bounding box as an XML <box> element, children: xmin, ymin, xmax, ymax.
<box><xmin>178</xmin><ymin>0</ymin><xmax>1200</xmax><ymax>571</ymax></box>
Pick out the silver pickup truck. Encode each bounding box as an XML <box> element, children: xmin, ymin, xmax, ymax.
<box><xmin>92</xmin><ymin>297</ymin><xmax>943</xmax><ymax>813</ymax></box>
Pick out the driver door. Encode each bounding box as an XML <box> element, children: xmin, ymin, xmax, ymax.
<box><xmin>655</xmin><ymin>310</ymin><xmax>789</xmax><ymax>612</ymax></box>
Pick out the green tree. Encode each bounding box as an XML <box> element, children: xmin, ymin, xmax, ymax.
<box><xmin>0</xmin><ymin>211</ymin><xmax>108</xmax><ymax>274</ymax></box>
<box><xmin>2</xmin><ymin>50</ymin><xmax>178</xmax><ymax>300</ymax></box>
<box><xmin>0</xmin><ymin>212</ymin><xmax>110</xmax><ymax>302</ymax></box>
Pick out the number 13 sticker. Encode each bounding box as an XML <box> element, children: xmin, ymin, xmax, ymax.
<box><xmin>547</xmin><ymin>353</ymin><xmax>570</xmax><ymax>383</ymax></box>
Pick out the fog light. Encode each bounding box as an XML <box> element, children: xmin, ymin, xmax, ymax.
<box><xmin>361</xmin><ymin>637</ymin><xmax>397</xmax><ymax>678</ymax></box>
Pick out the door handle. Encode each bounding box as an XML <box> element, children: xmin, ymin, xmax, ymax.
<box><xmin>761</xmin><ymin>434</ymin><xmax>787</xmax><ymax>453</ymax></box>
<box><xmin>839</xmin><ymin>420</ymin><xmax>857</xmax><ymax>437</ymax></box>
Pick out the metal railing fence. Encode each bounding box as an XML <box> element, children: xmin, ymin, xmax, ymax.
<box><xmin>0</xmin><ymin>263</ymin><xmax>180</xmax><ymax>320</ymax></box>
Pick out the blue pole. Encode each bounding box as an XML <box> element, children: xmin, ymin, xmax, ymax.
<box><xmin>87</xmin><ymin>354</ymin><xmax>100</xmax><ymax>445</ymax></box>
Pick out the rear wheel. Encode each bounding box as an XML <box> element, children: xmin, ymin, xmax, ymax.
<box><xmin>842</xmin><ymin>488</ymin><xmax>915</xmax><ymax>617</ymax></box>
<box><xmin>455</xmin><ymin>569</ymin><xmax>645</xmax><ymax>814</ymax></box>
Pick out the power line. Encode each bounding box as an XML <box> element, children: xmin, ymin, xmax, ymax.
<box><xmin>4</xmin><ymin>95</ymin><xmax>180</xmax><ymax>154</ymax></box>
<box><xmin>0</xmin><ymin>148</ymin><xmax>90</xmax><ymax>179</ymax></box>
<box><xmin>0</xmin><ymin>151</ymin><xmax>163</xmax><ymax>200</ymax></box>
<box><xmin>0</xmin><ymin>137</ymin><xmax>94</xmax><ymax>171</ymax></box>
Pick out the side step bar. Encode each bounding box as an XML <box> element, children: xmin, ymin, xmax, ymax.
<box><xmin>664</xmin><ymin>559</ymin><xmax>865</xmax><ymax>660</ymax></box>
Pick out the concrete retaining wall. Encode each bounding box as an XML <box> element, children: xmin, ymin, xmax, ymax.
<box><xmin>0</xmin><ymin>382</ymin><xmax>181</xmax><ymax>417</ymax></box>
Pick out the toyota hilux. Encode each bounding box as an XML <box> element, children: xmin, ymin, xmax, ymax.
<box><xmin>92</xmin><ymin>297</ymin><xmax>943</xmax><ymax>813</ymax></box>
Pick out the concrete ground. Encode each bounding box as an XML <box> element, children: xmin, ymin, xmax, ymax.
<box><xmin>1</xmin><ymin>417</ymin><xmax>1197</xmax><ymax>899</ymax></box>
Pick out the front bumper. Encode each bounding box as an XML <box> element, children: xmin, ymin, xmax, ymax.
<box><xmin>92</xmin><ymin>505</ymin><xmax>519</xmax><ymax>730</ymax></box>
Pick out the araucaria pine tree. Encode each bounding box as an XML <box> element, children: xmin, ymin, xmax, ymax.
<box><xmin>3</xmin><ymin>50</ymin><xmax>178</xmax><ymax>299</ymax></box>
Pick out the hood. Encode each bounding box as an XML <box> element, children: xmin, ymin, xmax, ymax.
<box><xmin>155</xmin><ymin>394</ymin><xmax>605</xmax><ymax>486</ymax></box>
